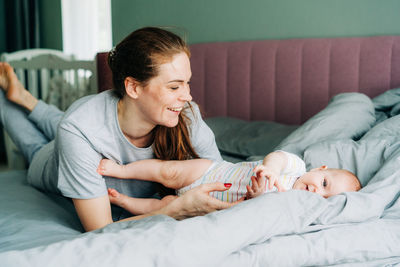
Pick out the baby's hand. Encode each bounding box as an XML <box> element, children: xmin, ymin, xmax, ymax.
<box><xmin>246</xmin><ymin>175</ymin><xmax>266</xmax><ymax>199</ymax></box>
<box><xmin>253</xmin><ymin>165</ymin><xmax>285</xmax><ymax>192</ymax></box>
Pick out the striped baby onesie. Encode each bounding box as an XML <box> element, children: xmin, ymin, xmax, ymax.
<box><xmin>176</xmin><ymin>151</ymin><xmax>306</xmax><ymax>202</ymax></box>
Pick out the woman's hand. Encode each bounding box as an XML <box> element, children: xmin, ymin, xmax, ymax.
<box><xmin>161</xmin><ymin>183</ymin><xmax>243</xmax><ymax>220</ymax></box>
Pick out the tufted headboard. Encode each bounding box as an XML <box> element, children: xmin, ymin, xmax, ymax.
<box><xmin>97</xmin><ymin>36</ymin><xmax>400</xmax><ymax>124</ymax></box>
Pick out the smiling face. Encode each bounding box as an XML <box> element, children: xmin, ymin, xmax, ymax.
<box><xmin>292</xmin><ymin>166</ymin><xmax>360</xmax><ymax>198</ymax></box>
<box><xmin>134</xmin><ymin>52</ymin><xmax>192</xmax><ymax>128</ymax></box>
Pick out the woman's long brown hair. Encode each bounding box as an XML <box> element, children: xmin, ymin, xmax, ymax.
<box><xmin>152</xmin><ymin>105</ymin><xmax>199</xmax><ymax>196</ymax></box>
<box><xmin>152</xmin><ymin>103</ymin><xmax>199</xmax><ymax>161</ymax></box>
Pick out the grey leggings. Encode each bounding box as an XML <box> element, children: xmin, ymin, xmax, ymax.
<box><xmin>0</xmin><ymin>91</ymin><xmax>63</xmax><ymax>164</ymax></box>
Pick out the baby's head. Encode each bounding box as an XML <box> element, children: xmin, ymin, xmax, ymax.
<box><xmin>292</xmin><ymin>166</ymin><xmax>361</xmax><ymax>198</ymax></box>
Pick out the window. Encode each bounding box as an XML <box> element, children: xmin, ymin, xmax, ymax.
<box><xmin>61</xmin><ymin>0</ymin><xmax>112</xmax><ymax>60</ymax></box>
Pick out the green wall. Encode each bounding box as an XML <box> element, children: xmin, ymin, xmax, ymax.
<box><xmin>39</xmin><ymin>0</ymin><xmax>62</xmax><ymax>50</ymax></box>
<box><xmin>6</xmin><ymin>0</ymin><xmax>399</xmax><ymax>51</ymax></box>
<box><xmin>112</xmin><ymin>0</ymin><xmax>400</xmax><ymax>45</ymax></box>
<box><xmin>2</xmin><ymin>0</ymin><xmax>399</xmax><ymax>52</ymax></box>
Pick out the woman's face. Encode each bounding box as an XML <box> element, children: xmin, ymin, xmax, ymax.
<box><xmin>135</xmin><ymin>52</ymin><xmax>193</xmax><ymax>128</ymax></box>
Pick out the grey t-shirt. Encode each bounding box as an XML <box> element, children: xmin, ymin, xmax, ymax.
<box><xmin>29</xmin><ymin>90</ymin><xmax>222</xmax><ymax>202</ymax></box>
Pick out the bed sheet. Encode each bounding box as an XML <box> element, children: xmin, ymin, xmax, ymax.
<box><xmin>0</xmin><ymin>170</ymin><xmax>82</xmax><ymax>253</ymax></box>
<box><xmin>1</xmin><ymin>92</ymin><xmax>400</xmax><ymax>266</ymax></box>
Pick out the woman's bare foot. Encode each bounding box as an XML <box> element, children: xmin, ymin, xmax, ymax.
<box><xmin>97</xmin><ymin>159</ymin><xmax>123</xmax><ymax>177</ymax></box>
<box><xmin>0</xmin><ymin>62</ymin><xmax>38</xmax><ymax>111</ymax></box>
<box><xmin>0</xmin><ymin>62</ymin><xmax>10</xmax><ymax>90</ymax></box>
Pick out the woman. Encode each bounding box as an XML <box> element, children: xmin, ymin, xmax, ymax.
<box><xmin>0</xmin><ymin>27</ymin><xmax>238</xmax><ymax>232</ymax></box>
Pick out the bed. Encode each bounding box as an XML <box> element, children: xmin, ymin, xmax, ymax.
<box><xmin>1</xmin><ymin>36</ymin><xmax>400</xmax><ymax>266</ymax></box>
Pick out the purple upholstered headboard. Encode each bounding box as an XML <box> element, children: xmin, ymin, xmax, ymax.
<box><xmin>190</xmin><ymin>36</ymin><xmax>400</xmax><ymax>124</ymax></box>
<box><xmin>97</xmin><ymin>36</ymin><xmax>400</xmax><ymax>124</ymax></box>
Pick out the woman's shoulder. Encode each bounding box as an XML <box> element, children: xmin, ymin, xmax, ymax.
<box><xmin>59</xmin><ymin>90</ymin><xmax>118</xmax><ymax>131</ymax></box>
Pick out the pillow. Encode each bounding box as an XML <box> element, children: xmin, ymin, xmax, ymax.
<box><xmin>275</xmin><ymin>93</ymin><xmax>376</xmax><ymax>156</ymax></box>
<box><xmin>372</xmin><ymin>87</ymin><xmax>400</xmax><ymax>123</ymax></box>
<box><xmin>361</xmin><ymin>114</ymin><xmax>400</xmax><ymax>141</ymax></box>
<box><xmin>205</xmin><ymin>117</ymin><xmax>298</xmax><ymax>159</ymax></box>
<box><xmin>304</xmin><ymin>112</ymin><xmax>400</xmax><ymax>187</ymax></box>
<box><xmin>303</xmin><ymin>139</ymin><xmax>391</xmax><ymax>187</ymax></box>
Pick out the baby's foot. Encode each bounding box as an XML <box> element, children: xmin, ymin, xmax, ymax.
<box><xmin>0</xmin><ymin>62</ymin><xmax>28</xmax><ymax>105</ymax></box>
<box><xmin>108</xmin><ymin>188</ymin><xmax>127</xmax><ymax>208</ymax></box>
<box><xmin>97</xmin><ymin>159</ymin><xmax>122</xmax><ymax>177</ymax></box>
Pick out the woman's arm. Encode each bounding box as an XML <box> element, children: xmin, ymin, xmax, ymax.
<box><xmin>73</xmin><ymin>196</ymin><xmax>113</xmax><ymax>231</ymax></box>
<box><xmin>74</xmin><ymin>182</ymin><xmax>239</xmax><ymax>231</ymax></box>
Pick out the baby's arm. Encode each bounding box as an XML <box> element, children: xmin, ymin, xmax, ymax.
<box><xmin>98</xmin><ymin>158</ymin><xmax>213</xmax><ymax>189</ymax></box>
<box><xmin>108</xmin><ymin>188</ymin><xmax>177</xmax><ymax>215</ymax></box>
<box><xmin>253</xmin><ymin>151</ymin><xmax>288</xmax><ymax>192</ymax></box>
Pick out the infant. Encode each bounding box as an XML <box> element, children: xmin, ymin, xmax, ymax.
<box><xmin>97</xmin><ymin>151</ymin><xmax>361</xmax><ymax>214</ymax></box>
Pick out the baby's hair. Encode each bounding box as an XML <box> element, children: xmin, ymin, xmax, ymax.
<box><xmin>336</xmin><ymin>169</ymin><xmax>361</xmax><ymax>191</ymax></box>
<box><xmin>350</xmin><ymin>172</ymin><xmax>362</xmax><ymax>191</ymax></box>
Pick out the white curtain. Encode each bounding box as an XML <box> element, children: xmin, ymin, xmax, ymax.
<box><xmin>61</xmin><ymin>0</ymin><xmax>112</xmax><ymax>60</ymax></box>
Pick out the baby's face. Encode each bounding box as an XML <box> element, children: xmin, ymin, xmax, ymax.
<box><xmin>292</xmin><ymin>166</ymin><xmax>357</xmax><ymax>198</ymax></box>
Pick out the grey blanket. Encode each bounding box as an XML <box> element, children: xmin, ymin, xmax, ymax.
<box><xmin>2</xmin><ymin>92</ymin><xmax>400</xmax><ymax>266</ymax></box>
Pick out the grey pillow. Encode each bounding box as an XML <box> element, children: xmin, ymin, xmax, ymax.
<box><xmin>372</xmin><ymin>87</ymin><xmax>400</xmax><ymax>123</ymax></box>
<box><xmin>205</xmin><ymin>117</ymin><xmax>298</xmax><ymax>159</ymax></box>
<box><xmin>275</xmin><ymin>93</ymin><xmax>376</xmax><ymax>156</ymax></box>
<box><xmin>303</xmin><ymin>139</ymin><xmax>391</xmax><ymax>187</ymax></box>
<box><xmin>361</xmin><ymin>114</ymin><xmax>400</xmax><ymax>141</ymax></box>
<box><xmin>303</xmin><ymin>114</ymin><xmax>400</xmax><ymax>186</ymax></box>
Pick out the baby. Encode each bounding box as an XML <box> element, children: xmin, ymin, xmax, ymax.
<box><xmin>97</xmin><ymin>151</ymin><xmax>361</xmax><ymax>214</ymax></box>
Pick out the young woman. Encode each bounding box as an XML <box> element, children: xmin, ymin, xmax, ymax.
<box><xmin>0</xmin><ymin>27</ymin><xmax>239</xmax><ymax>232</ymax></box>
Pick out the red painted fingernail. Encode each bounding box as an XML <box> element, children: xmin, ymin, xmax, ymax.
<box><xmin>224</xmin><ymin>183</ymin><xmax>232</xmax><ymax>188</ymax></box>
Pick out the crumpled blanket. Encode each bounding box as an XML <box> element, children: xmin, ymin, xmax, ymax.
<box><xmin>2</xmin><ymin>92</ymin><xmax>400</xmax><ymax>267</ymax></box>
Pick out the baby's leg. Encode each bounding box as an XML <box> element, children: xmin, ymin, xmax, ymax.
<box><xmin>98</xmin><ymin>158</ymin><xmax>213</xmax><ymax>189</ymax></box>
<box><xmin>108</xmin><ymin>188</ymin><xmax>177</xmax><ymax>215</ymax></box>
<box><xmin>159</xmin><ymin>159</ymin><xmax>213</xmax><ymax>188</ymax></box>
